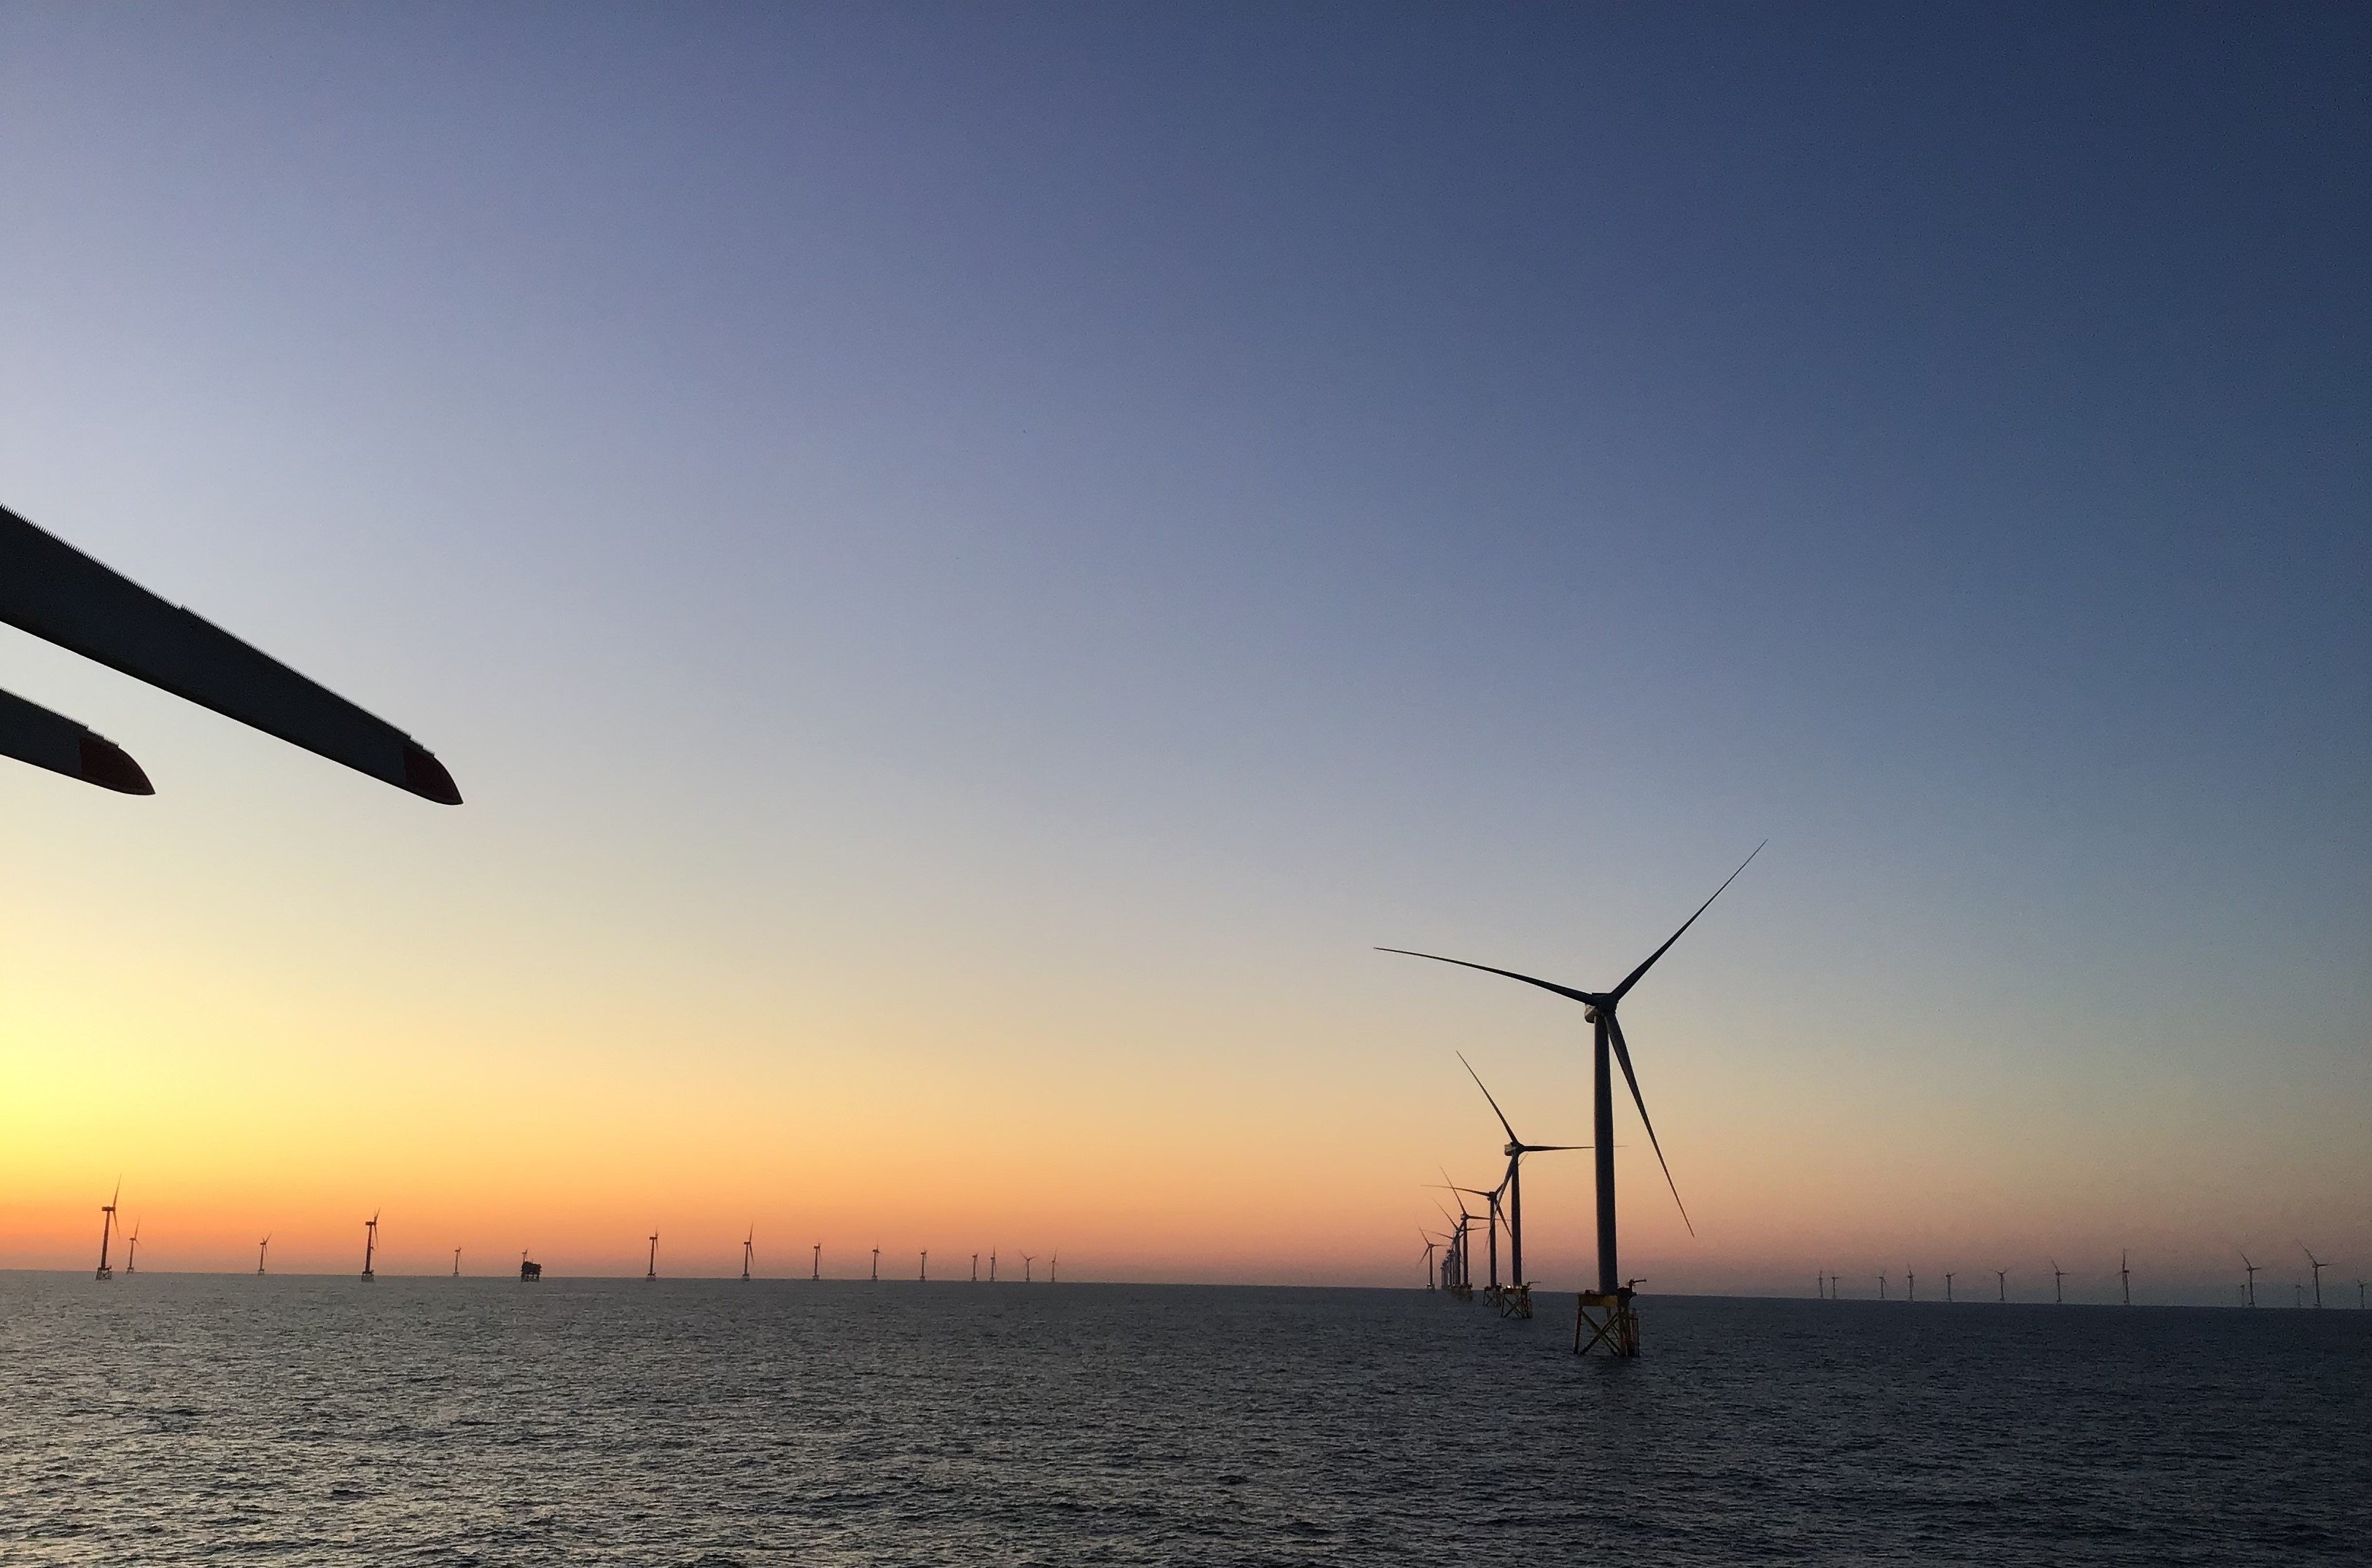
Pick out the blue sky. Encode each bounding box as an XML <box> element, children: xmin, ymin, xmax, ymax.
<box><xmin>1</xmin><ymin>4</ymin><xmax>2365</xmax><ymax>1292</ymax></box>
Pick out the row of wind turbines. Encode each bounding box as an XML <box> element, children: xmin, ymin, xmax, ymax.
<box><xmin>90</xmin><ymin>1195</ymin><xmax>1062</xmax><ymax>1284</ymax></box>
<box><xmin>1814</xmin><ymin>1244</ymin><xmax>2363</xmax><ymax>1308</ymax></box>
<box><xmin>1394</xmin><ymin>846</ymin><xmax>1762</xmax><ymax>1357</ymax></box>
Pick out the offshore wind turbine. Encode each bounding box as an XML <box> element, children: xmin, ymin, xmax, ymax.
<box><xmin>361</xmin><ymin>1212</ymin><xmax>381</xmax><ymax>1282</ymax></box>
<box><xmin>1944</xmin><ymin>1271</ymin><xmax>1954</xmax><ymax>1303</ymax></box>
<box><xmin>1439</xmin><ymin>1171</ymin><xmax>1506</xmax><ymax>1298</ymax></box>
<box><xmin>971</xmin><ymin>1253</ymin><xmax>979</xmax><ymax>1283</ymax></box>
<box><xmin>742</xmin><ymin>1228</ymin><xmax>755</xmax><ymax>1282</ymax></box>
<box><xmin>94</xmin><ymin>1182</ymin><xmax>120</xmax><ymax>1281</ymax></box>
<box><xmin>1022</xmin><ymin>1255</ymin><xmax>1035</xmax><ymax>1283</ymax></box>
<box><xmin>871</xmin><ymin>1247</ymin><xmax>879</xmax><ymax>1282</ymax></box>
<box><xmin>1908</xmin><ymin>1269</ymin><xmax>1916</xmax><ymax>1303</ymax></box>
<box><xmin>920</xmin><ymin>1250</ymin><xmax>928</xmax><ymax>1282</ymax></box>
<box><xmin>1383</xmin><ymin>844</ymin><xmax>1761</xmax><ymax>1355</ymax></box>
<box><xmin>812</xmin><ymin>1243</ymin><xmax>820</xmax><ymax>1281</ymax></box>
<box><xmin>452</xmin><ymin>1247</ymin><xmax>462</xmax><ymax>1278</ymax></box>
<box><xmin>2301</xmin><ymin>1244</ymin><xmax>2325</xmax><ymax>1308</ymax></box>
<box><xmin>1996</xmin><ymin>1268</ymin><xmax>2007</xmax><ymax>1303</ymax></box>
<box><xmin>2241</xmin><ymin>1253</ymin><xmax>2260</xmax><ymax>1308</ymax></box>
<box><xmin>124</xmin><ymin>1219</ymin><xmax>141</xmax><ymax>1275</ymax></box>
<box><xmin>257</xmin><ymin>1235</ymin><xmax>271</xmax><ymax>1275</ymax></box>
<box><xmin>645</xmin><ymin>1233</ymin><xmax>658</xmax><ymax>1282</ymax></box>
<box><xmin>1456</xmin><ymin>1053</ymin><xmax>1585</xmax><ymax>1319</ymax></box>
<box><xmin>2050</xmin><ymin>1261</ymin><xmax>2065</xmax><ymax>1304</ymax></box>
<box><xmin>2120</xmin><ymin>1249</ymin><xmax>2131</xmax><ymax>1306</ymax></box>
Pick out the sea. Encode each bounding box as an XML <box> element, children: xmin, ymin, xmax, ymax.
<box><xmin>1</xmin><ymin>1274</ymin><xmax>2365</xmax><ymax>1564</ymax></box>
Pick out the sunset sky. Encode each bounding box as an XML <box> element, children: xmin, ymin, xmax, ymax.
<box><xmin>3</xmin><ymin>4</ymin><xmax>2365</xmax><ymax>1301</ymax></box>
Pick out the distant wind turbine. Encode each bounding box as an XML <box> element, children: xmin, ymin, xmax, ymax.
<box><xmin>95</xmin><ymin>1182</ymin><xmax>120</xmax><ymax>1281</ymax></box>
<box><xmin>645</xmin><ymin>1232</ymin><xmax>658</xmax><ymax>1282</ymax></box>
<box><xmin>1455</xmin><ymin>1052</ymin><xmax>1585</xmax><ymax>1317</ymax></box>
<box><xmin>361</xmin><ymin>1212</ymin><xmax>380</xmax><ymax>1282</ymax></box>
<box><xmin>1022</xmin><ymin>1254</ymin><xmax>1035</xmax><ymax>1283</ymax></box>
<box><xmin>452</xmin><ymin>1246</ymin><xmax>462</xmax><ymax>1278</ymax></box>
<box><xmin>1383</xmin><ymin>844</ymin><xmax>1760</xmax><ymax>1352</ymax></box>
<box><xmin>920</xmin><ymin>1249</ymin><xmax>928</xmax><ymax>1282</ymax></box>
<box><xmin>2241</xmin><ymin>1253</ymin><xmax>2260</xmax><ymax>1308</ymax></box>
<box><xmin>1943</xmin><ymin>1271</ymin><xmax>1954</xmax><ymax>1303</ymax></box>
<box><xmin>257</xmin><ymin>1235</ymin><xmax>271</xmax><ymax>1275</ymax></box>
<box><xmin>2120</xmin><ymin>1249</ymin><xmax>2131</xmax><ymax>1306</ymax></box>
<box><xmin>125</xmin><ymin>1218</ymin><xmax>141</xmax><ymax>1276</ymax></box>
<box><xmin>2050</xmin><ymin>1260</ymin><xmax>2065</xmax><ymax>1304</ymax></box>
<box><xmin>742</xmin><ymin>1228</ymin><xmax>755</xmax><ymax>1282</ymax></box>
<box><xmin>2301</xmin><ymin>1244</ymin><xmax>2325</xmax><ymax>1308</ymax></box>
<box><xmin>1907</xmin><ymin>1269</ymin><xmax>1916</xmax><ymax>1303</ymax></box>
<box><xmin>1996</xmin><ymin>1268</ymin><xmax>2007</xmax><ymax>1303</ymax></box>
<box><xmin>870</xmin><ymin>1247</ymin><xmax>879</xmax><ymax>1282</ymax></box>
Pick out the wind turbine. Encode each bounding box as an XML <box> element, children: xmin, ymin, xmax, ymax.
<box><xmin>811</xmin><ymin>1243</ymin><xmax>820</xmax><ymax>1281</ymax></box>
<box><xmin>452</xmin><ymin>1247</ymin><xmax>462</xmax><ymax>1278</ymax></box>
<box><xmin>95</xmin><ymin>1182</ymin><xmax>120</xmax><ymax>1281</ymax></box>
<box><xmin>742</xmin><ymin>1228</ymin><xmax>755</xmax><ymax>1282</ymax></box>
<box><xmin>1907</xmin><ymin>1269</ymin><xmax>1916</xmax><ymax>1303</ymax></box>
<box><xmin>1995</xmin><ymin>1268</ymin><xmax>2007</xmax><ymax>1303</ymax></box>
<box><xmin>870</xmin><ymin>1247</ymin><xmax>879</xmax><ymax>1282</ymax></box>
<box><xmin>125</xmin><ymin>1219</ymin><xmax>141</xmax><ymax>1276</ymax></box>
<box><xmin>362</xmin><ymin>1212</ymin><xmax>380</xmax><ymax>1282</ymax></box>
<box><xmin>2241</xmin><ymin>1253</ymin><xmax>2260</xmax><ymax>1308</ymax></box>
<box><xmin>1050</xmin><ymin>1254</ymin><xmax>1058</xmax><ymax>1284</ymax></box>
<box><xmin>1022</xmin><ymin>1255</ymin><xmax>1035</xmax><ymax>1283</ymax></box>
<box><xmin>1421</xmin><ymin>1233</ymin><xmax>1440</xmax><ymax>1291</ymax></box>
<box><xmin>990</xmin><ymin>1249</ymin><xmax>998</xmax><ymax>1282</ymax></box>
<box><xmin>2120</xmin><ymin>1249</ymin><xmax>2131</xmax><ymax>1306</ymax></box>
<box><xmin>1456</xmin><ymin>1053</ymin><xmax>1585</xmax><ymax>1319</ymax></box>
<box><xmin>2301</xmin><ymin>1244</ymin><xmax>2325</xmax><ymax>1308</ymax></box>
<box><xmin>257</xmin><ymin>1235</ymin><xmax>271</xmax><ymax>1275</ymax></box>
<box><xmin>1944</xmin><ymin>1271</ymin><xmax>1954</xmax><ymax>1303</ymax></box>
<box><xmin>971</xmin><ymin>1253</ymin><xmax>979</xmax><ymax>1283</ymax></box>
<box><xmin>1878</xmin><ymin>1271</ymin><xmax>1887</xmax><ymax>1301</ymax></box>
<box><xmin>920</xmin><ymin>1249</ymin><xmax>928</xmax><ymax>1282</ymax></box>
<box><xmin>2050</xmin><ymin>1260</ymin><xmax>2065</xmax><ymax>1304</ymax></box>
<box><xmin>1383</xmin><ymin>844</ymin><xmax>1761</xmax><ymax>1354</ymax></box>
<box><xmin>645</xmin><ymin>1232</ymin><xmax>658</xmax><ymax>1281</ymax></box>
<box><xmin>1439</xmin><ymin>1170</ymin><xmax>1505</xmax><ymax>1299</ymax></box>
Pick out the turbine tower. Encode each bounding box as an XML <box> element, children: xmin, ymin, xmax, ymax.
<box><xmin>2050</xmin><ymin>1260</ymin><xmax>2065</xmax><ymax>1304</ymax></box>
<box><xmin>1383</xmin><ymin>844</ymin><xmax>1760</xmax><ymax>1356</ymax></box>
<box><xmin>95</xmin><ymin>1182</ymin><xmax>120</xmax><ymax>1281</ymax></box>
<box><xmin>1456</xmin><ymin>1052</ymin><xmax>1585</xmax><ymax>1320</ymax></box>
<box><xmin>971</xmin><ymin>1253</ymin><xmax>979</xmax><ymax>1283</ymax></box>
<box><xmin>2301</xmin><ymin>1244</ymin><xmax>2325</xmax><ymax>1308</ymax></box>
<box><xmin>453</xmin><ymin>1247</ymin><xmax>462</xmax><ymax>1278</ymax></box>
<box><xmin>870</xmin><ymin>1247</ymin><xmax>879</xmax><ymax>1282</ymax></box>
<box><xmin>920</xmin><ymin>1249</ymin><xmax>928</xmax><ymax>1282</ymax></box>
<box><xmin>2120</xmin><ymin>1249</ymin><xmax>2131</xmax><ymax>1306</ymax></box>
<box><xmin>645</xmin><ymin>1233</ymin><xmax>658</xmax><ymax>1282</ymax></box>
<box><xmin>1908</xmin><ymin>1269</ymin><xmax>1916</xmax><ymax>1303</ymax></box>
<box><xmin>1022</xmin><ymin>1254</ymin><xmax>1035</xmax><ymax>1283</ymax></box>
<box><xmin>361</xmin><ymin>1212</ymin><xmax>380</xmax><ymax>1282</ymax></box>
<box><xmin>125</xmin><ymin>1219</ymin><xmax>141</xmax><ymax>1276</ymax></box>
<box><xmin>812</xmin><ymin>1243</ymin><xmax>820</xmax><ymax>1281</ymax></box>
<box><xmin>2241</xmin><ymin>1253</ymin><xmax>2260</xmax><ymax>1308</ymax></box>
<box><xmin>1944</xmin><ymin>1271</ymin><xmax>1954</xmax><ymax>1303</ymax></box>
<box><xmin>742</xmin><ymin>1228</ymin><xmax>755</xmax><ymax>1282</ymax></box>
<box><xmin>257</xmin><ymin>1235</ymin><xmax>271</xmax><ymax>1275</ymax></box>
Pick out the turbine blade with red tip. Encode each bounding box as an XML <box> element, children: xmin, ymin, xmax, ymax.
<box><xmin>0</xmin><ymin>503</ymin><xmax>459</xmax><ymax>803</ymax></box>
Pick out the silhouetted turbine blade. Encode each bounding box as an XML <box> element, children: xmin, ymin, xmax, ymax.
<box><xmin>1377</xmin><ymin>949</ymin><xmax>1594</xmax><ymax>1004</ymax></box>
<box><xmin>1517</xmin><ymin>1143</ymin><xmax>1589</xmax><ymax>1152</ymax></box>
<box><xmin>0</xmin><ymin>504</ymin><xmax>461</xmax><ymax>803</ymax></box>
<box><xmin>1609</xmin><ymin>841</ymin><xmax>1765</xmax><ymax>1002</ymax></box>
<box><xmin>0</xmin><ymin>687</ymin><xmax>152</xmax><ymax>794</ymax></box>
<box><xmin>1606</xmin><ymin>1013</ymin><xmax>1694</xmax><ymax>1236</ymax></box>
<box><xmin>1456</xmin><ymin>1051</ymin><xmax>1520</xmax><ymax>1144</ymax></box>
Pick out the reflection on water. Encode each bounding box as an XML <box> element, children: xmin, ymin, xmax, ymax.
<box><xmin>1</xmin><ymin>1276</ymin><xmax>2363</xmax><ymax>1564</ymax></box>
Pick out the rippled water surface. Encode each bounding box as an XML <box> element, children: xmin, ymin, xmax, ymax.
<box><xmin>2</xmin><ymin>1275</ymin><xmax>2365</xmax><ymax>1563</ymax></box>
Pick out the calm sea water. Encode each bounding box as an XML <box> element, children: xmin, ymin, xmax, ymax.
<box><xmin>1</xmin><ymin>1275</ymin><xmax>2364</xmax><ymax>1564</ymax></box>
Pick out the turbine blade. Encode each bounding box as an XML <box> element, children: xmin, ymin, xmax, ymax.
<box><xmin>1517</xmin><ymin>1143</ymin><xmax>1589</xmax><ymax>1152</ymax></box>
<box><xmin>0</xmin><ymin>687</ymin><xmax>155</xmax><ymax>793</ymax></box>
<box><xmin>0</xmin><ymin>502</ymin><xmax>461</xmax><ymax>803</ymax></box>
<box><xmin>1606</xmin><ymin>1013</ymin><xmax>1693</xmax><ymax>1235</ymax></box>
<box><xmin>1377</xmin><ymin>949</ymin><xmax>1594</xmax><ymax>1004</ymax></box>
<box><xmin>1609</xmin><ymin>841</ymin><xmax>1765</xmax><ymax>1002</ymax></box>
<box><xmin>1456</xmin><ymin>1052</ymin><xmax>1520</xmax><ymax>1144</ymax></box>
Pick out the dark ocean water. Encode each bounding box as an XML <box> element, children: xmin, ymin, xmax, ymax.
<box><xmin>1</xmin><ymin>1275</ymin><xmax>2364</xmax><ymax>1564</ymax></box>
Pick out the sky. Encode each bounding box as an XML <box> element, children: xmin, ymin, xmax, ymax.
<box><xmin>1</xmin><ymin>3</ymin><xmax>2365</xmax><ymax>1301</ymax></box>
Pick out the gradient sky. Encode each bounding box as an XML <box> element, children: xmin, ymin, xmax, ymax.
<box><xmin>2</xmin><ymin>4</ymin><xmax>2365</xmax><ymax>1300</ymax></box>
